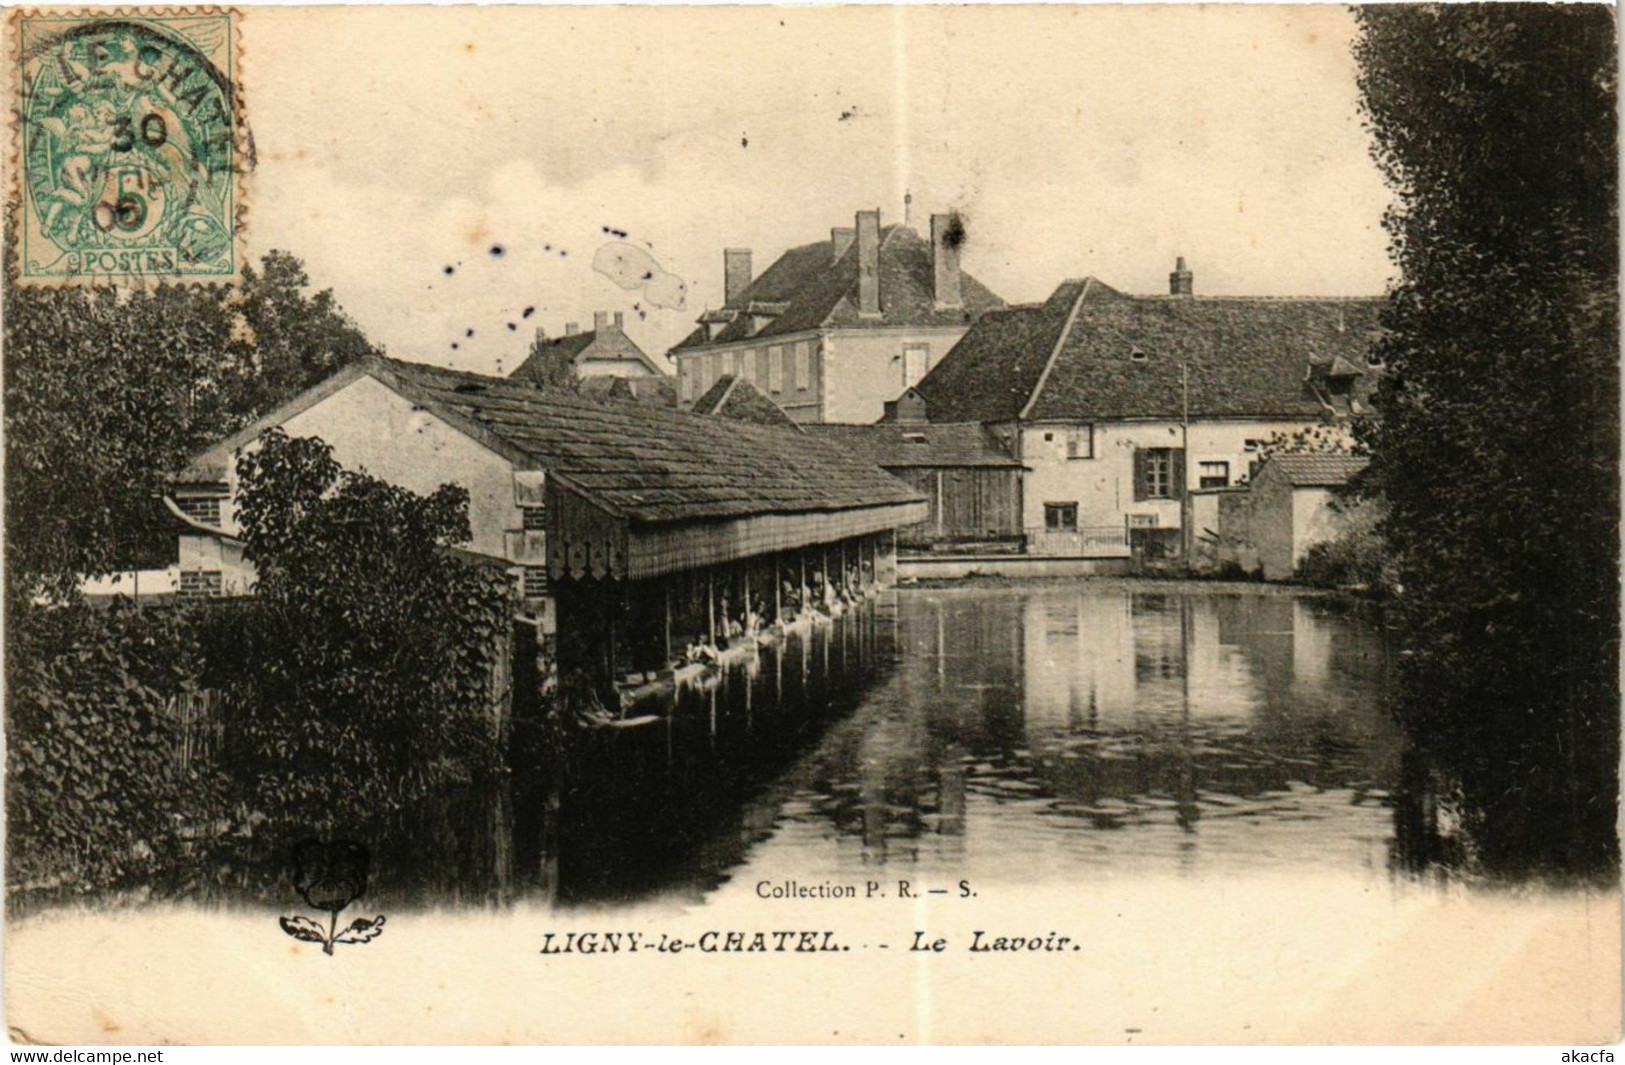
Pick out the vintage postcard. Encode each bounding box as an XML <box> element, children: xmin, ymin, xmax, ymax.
<box><xmin>2</xmin><ymin>2</ymin><xmax>1619</xmax><ymax>1047</ymax></box>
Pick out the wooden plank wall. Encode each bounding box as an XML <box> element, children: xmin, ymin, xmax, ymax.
<box><xmin>891</xmin><ymin>467</ymin><xmax>1022</xmax><ymax>544</ymax></box>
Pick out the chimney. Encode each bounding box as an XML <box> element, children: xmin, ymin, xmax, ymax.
<box><xmin>856</xmin><ymin>208</ymin><xmax>881</xmax><ymax>316</ymax></box>
<box><xmin>830</xmin><ymin>226</ymin><xmax>855</xmax><ymax>262</ymax></box>
<box><xmin>612</xmin><ymin>311</ymin><xmax>624</xmax><ymax>331</ymax></box>
<box><xmin>930</xmin><ymin>213</ymin><xmax>963</xmax><ymax>309</ymax></box>
<box><xmin>593</xmin><ymin>311</ymin><xmax>609</xmax><ymax>332</ymax></box>
<box><xmin>533</xmin><ymin>326</ymin><xmax>547</xmax><ymax>345</ymax></box>
<box><xmin>565</xmin><ymin>321</ymin><xmax>579</xmax><ymax>336</ymax></box>
<box><xmin>724</xmin><ymin>248</ymin><xmax>752</xmax><ymax>305</ymax></box>
<box><xmin>1169</xmin><ymin>256</ymin><xmax>1194</xmax><ymax>296</ymax></box>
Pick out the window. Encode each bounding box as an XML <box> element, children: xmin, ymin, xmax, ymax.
<box><xmin>1130</xmin><ymin>347</ymin><xmax>1148</xmax><ymax>362</ymax></box>
<box><xmin>767</xmin><ymin>346</ymin><xmax>784</xmax><ymax>392</ymax></box>
<box><xmin>1044</xmin><ymin>503</ymin><xmax>1079</xmax><ymax>531</ymax></box>
<box><xmin>1134</xmin><ymin>447</ymin><xmax>1181</xmax><ymax>501</ymax></box>
<box><xmin>794</xmin><ymin>342</ymin><xmax>811</xmax><ymax>390</ymax></box>
<box><xmin>902</xmin><ymin>344</ymin><xmax>929</xmax><ymax>389</ymax></box>
<box><xmin>523</xmin><ymin>567</ymin><xmax>548</xmax><ymax>600</ymax></box>
<box><xmin>680</xmin><ymin>367</ymin><xmax>694</xmax><ymax>402</ymax></box>
<box><xmin>1199</xmin><ymin>461</ymin><xmax>1230</xmax><ymax>489</ymax></box>
<box><xmin>521</xmin><ymin>506</ymin><xmax>546</xmax><ymax>531</ymax></box>
<box><xmin>1067</xmin><ymin>425</ymin><xmax>1094</xmax><ymax>460</ymax></box>
<box><xmin>739</xmin><ymin>348</ymin><xmax>756</xmax><ymax>386</ymax></box>
<box><xmin>1147</xmin><ymin>452</ymin><xmax>1173</xmax><ymax>497</ymax></box>
<box><xmin>1127</xmin><ymin>514</ymin><xmax>1158</xmax><ymax>528</ymax></box>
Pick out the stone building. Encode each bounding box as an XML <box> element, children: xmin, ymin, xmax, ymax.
<box><xmin>913</xmin><ymin>260</ymin><xmax>1383</xmax><ymax>561</ymax></box>
<box><xmin>669</xmin><ymin>207</ymin><xmax>1004</xmax><ymax>424</ymax></box>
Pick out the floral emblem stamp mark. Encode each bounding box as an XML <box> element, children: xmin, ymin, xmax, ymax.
<box><xmin>11</xmin><ymin>9</ymin><xmax>245</xmax><ymax>285</ymax></box>
<box><xmin>280</xmin><ymin>840</ymin><xmax>386</xmax><ymax>957</ymax></box>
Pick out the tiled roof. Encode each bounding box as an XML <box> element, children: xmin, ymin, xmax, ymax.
<box><xmin>377</xmin><ymin>359</ymin><xmax>918</xmax><ymax>524</ymax></box>
<box><xmin>805</xmin><ymin>423</ymin><xmax>1021</xmax><ymax>469</ymax></box>
<box><xmin>691</xmin><ymin>375</ymin><xmax>802</xmax><ymax>430</ymax></box>
<box><xmin>515</xmin><ymin>331</ymin><xmax>595</xmax><ymax>370</ymax></box>
<box><xmin>670</xmin><ymin>224</ymin><xmax>1004</xmax><ymax>353</ymax></box>
<box><xmin>512</xmin><ymin>328</ymin><xmax>662</xmax><ymax>380</ymax></box>
<box><xmin>1264</xmin><ymin>453</ymin><xmax>1369</xmax><ymax>488</ymax></box>
<box><xmin>916</xmin><ymin>279</ymin><xmax>1383</xmax><ymax>423</ymax></box>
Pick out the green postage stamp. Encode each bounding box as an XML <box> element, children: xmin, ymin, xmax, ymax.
<box><xmin>11</xmin><ymin>8</ymin><xmax>245</xmax><ymax>285</ymax></box>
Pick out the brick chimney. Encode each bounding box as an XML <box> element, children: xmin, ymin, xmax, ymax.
<box><xmin>612</xmin><ymin>311</ymin><xmax>624</xmax><ymax>331</ymax></box>
<box><xmin>593</xmin><ymin>311</ymin><xmax>609</xmax><ymax>332</ymax></box>
<box><xmin>724</xmin><ymin>248</ymin><xmax>752</xmax><ymax>305</ymax></box>
<box><xmin>831</xmin><ymin>226</ymin><xmax>855</xmax><ymax>262</ymax></box>
<box><xmin>565</xmin><ymin>321</ymin><xmax>579</xmax><ymax>336</ymax></box>
<box><xmin>930</xmin><ymin>213</ymin><xmax>963</xmax><ymax>309</ymax></box>
<box><xmin>856</xmin><ymin>208</ymin><xmax>881</xmax><ymax>316</ymax></box>
<box><xmin>1169</xmin><ymin>256</ymin><xmax>1194</xmax><ymax>296</ymax></box>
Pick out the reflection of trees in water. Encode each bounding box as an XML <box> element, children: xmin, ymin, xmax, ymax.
<box><xmin>1386</xmin><ymin>652</ymin><xmax>1620</xmax><ymax>883</ymax></box>
<box><xmin>494</xmin><ymin>585</ymin><xmax>1616</xmax><ymax>904</ymax></box>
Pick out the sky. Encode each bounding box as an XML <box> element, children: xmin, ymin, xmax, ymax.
<box><xmin>241</xmin><ymin>5</ymin><xmax>1396</xmax><ymax>376</ymax></box>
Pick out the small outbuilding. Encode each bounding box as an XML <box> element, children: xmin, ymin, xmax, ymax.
<box><xmin>1211</xmin><ymin>453</ymin><xmax>1371</xmax><ymax>581</ymax></box>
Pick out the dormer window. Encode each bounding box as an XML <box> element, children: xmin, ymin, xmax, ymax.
<box><xmin>902</xmin><ymin>432</ymin><xmax>928</xmax><ymax>444</ymax></box>
<box><xmin>1130</xmin><ymin>347</ymin><xmax>1148</xmax><ymax>362</ymax></box>
<box><xmin>1366</xmin><ymin>352</ymin><xmax>1385</xmax><ymax>369</ymax></box>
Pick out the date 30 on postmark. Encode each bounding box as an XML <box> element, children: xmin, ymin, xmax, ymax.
<box><xmin>11</xmin><ymin>8</ymin><xmax>246</xmax><ymax>285</ymax></box>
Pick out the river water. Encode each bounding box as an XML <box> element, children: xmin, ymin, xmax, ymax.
<box><xmin>546</xmin><ymin>583</ymin><xmax>1404</xmax><ymax>906</ymax></box>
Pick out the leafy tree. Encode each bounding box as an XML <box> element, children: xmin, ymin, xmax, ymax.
<box><xmin>224</xmin><ymin>250</ymin><xmax>382</xmax><ymax>421</ymax></box>
<box><xmin>1353</xmin><ymin>6</ymin><xmax>1618</xmax><ymax>874</ymax></box>
<box><xmin>220</xmin><ymin>429</ymin><xmax>511</xmax><ymax>839</ymax></box>
<box><xmin>517</xmin><ymin>331</ymin><xmax>579</xmax><ymax>392</ymax></box>
<box><xmin>6</xmin><ymin>600</ymin><xmax>224</xmax><ymax>895</ymax></box>
<box><xmin>3</xmin><ymin>276</ymin><xmax>238</xmax><ymax>603</ymax></box>
<box><xmin>2</xmin><ymin>232</ymin><xmax>381</xmax><ymax>603</ymax></box>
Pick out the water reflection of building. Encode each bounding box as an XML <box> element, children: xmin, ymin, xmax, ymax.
<box><xmin>1022</xmin><ymin>592</ymin><xmax>1135</xmax><ymax>727</ymax></box>
<box><xmin>552</xmin><ymin>586</ymin><xmax>1404</xmax><ymax>902</ymax></box>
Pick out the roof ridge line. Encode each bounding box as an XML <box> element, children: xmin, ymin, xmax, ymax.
<box><xmin>1019</xmin><ymin>277</ymin><xmax>1092</xmax><ymax>421</ymax></box>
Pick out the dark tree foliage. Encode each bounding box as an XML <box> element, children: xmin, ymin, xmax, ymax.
<box><xmin>6</xmin><ymin>601</ymin><xmax>225</xmax><ymax>895</ymax></box>
<box><xmin>1354</xmin><ymin>6</ymin><xmax>1618</xmax><ymax>876</ymax></box>
<box><xmin>519</xmin><ymin>332</ymin><xmax>579</xmax><ymax>392</ymax></box>
<box><xmin>227</xmin><ymin>251</ymin><xmax>382</xmax><ymax>422</ymax></box>
<box><xmin>3</xmin><ymin>233</ymin><xmax>381</xmax><ymax>604</ymax></box>
<box><xmin>4</xmin><ymin>279</ymin><xmax>237</xmax><ymax>603</ymax></box>
<box><xmin>220</xmin><ymin>429</ymin><xmax>511</xmax><ymax>840</ymax></box>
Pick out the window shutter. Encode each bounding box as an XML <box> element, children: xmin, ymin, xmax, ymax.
<box><xmin>1132</xmin><ymin>449</ymin><xmax>1148</xmax><ymax>502</ymax></box>
<box><xmin>1172</xmin><ymin>448</ymin><xmax>1187</xmax><ymax>498</ymax></box>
